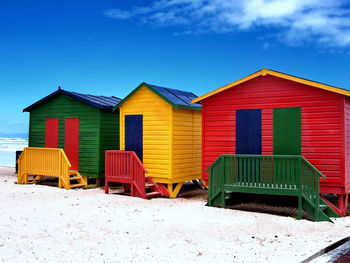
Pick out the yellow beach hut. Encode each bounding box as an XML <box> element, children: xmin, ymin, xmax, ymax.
<box><xmin>114</xmin><ymin>82</ymin><xmax>202</xmax><ymax>198</ymax></box>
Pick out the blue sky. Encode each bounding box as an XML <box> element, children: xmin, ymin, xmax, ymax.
<box><xmin>1</xmin><ymin>0</ymin><xmax>350</xmax><ymax>136</ymax></box>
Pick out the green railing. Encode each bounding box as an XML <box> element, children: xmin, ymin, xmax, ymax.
<box><xmin>207</xmin><ymin>154</ymin><xmax>327</xmax><ymax>220</ymax></box>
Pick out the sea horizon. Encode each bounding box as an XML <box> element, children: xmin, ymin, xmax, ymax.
<box><xmin>0</xmin><ymin>138</ymin><xmax>28</xmax><ymax>166</ymax></box>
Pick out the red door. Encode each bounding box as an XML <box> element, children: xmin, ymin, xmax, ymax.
<box><xmin>65</xmin><ymin>118</ymin><xmax>79</xmax><ymax>170</ymax></box>
<box><xmin>45</xmin><ymin>118</ymin><xmax>59</xmax><ymax>148</ymax></box>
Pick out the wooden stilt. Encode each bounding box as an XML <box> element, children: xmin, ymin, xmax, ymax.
<box><xmin>166</xmin><ymin>183</ymin><xmax>183</xmax><ymax>198</ymax></box>
<box><xmin>338</xmin><ymin>194</ymin><xmax>349</xmax><ymax>216</ymax></box>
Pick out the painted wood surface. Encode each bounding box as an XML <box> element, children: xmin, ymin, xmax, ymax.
<box><xmin>273</xmin><ymin>107</ymin><xmax>301</xmax><ymax>155</ymax></box>
<box><xmin>45</xmin><ymin>118</ymin><xmax>58</xmax><ymax>148</ymax></box>
<box><xmin>125</xmin><ymin>115</ymin><xmax>143</xmax><ymax>161</ymax></box>
<box><xmin>64</xmin><ymin>118</ymin><xmax>79</xmax><ymax>170</ymax></box>
<box><xmin>120</xmin><ymin>86</ymin><xmax>172</xmax><ymax>179</ymax></box>
<box><xmin>119</xmin><ymin>85</ymin><xmax>202</xmax><ymax>183</ymax></box>
<box><xmin>28</xmin><ymin>93</ymin><xmax>119</xmax><ymax>178</ymax></box>
<box><xmin>344</xmin><ymin>97</ymin><xmax>350</xmax><ymax>190</ymax></box>
<box><xmin>201</xmin><ymin>75</ymin><xmax>346</xmax><ymax>193</ymax></box>
<box><xmin>172</xmin><ymin>108</ymin><xmax>201</xmax><ymax>181</ymax></box>
<box><xmin>99</xmin><ymin>110</ymin><xmax>120</xmax><ymax>173</ymax></box>
<box><xmin>236</xmin><ymin>109</ymin><xmax>262</xmax><ymax>154</ymax></box>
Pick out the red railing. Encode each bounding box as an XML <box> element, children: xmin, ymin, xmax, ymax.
<box><xmin>105</xmin><ymin>150</ymin><xmax>147</xmax><ymax>198</ymax></box>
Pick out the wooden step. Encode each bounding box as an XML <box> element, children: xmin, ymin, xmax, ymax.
<box><xmin>70</xmin><ymin>183</ymin><xmax>85</xmax><ymax>189</ymax></box>
<box><xmin>69</xmin><ymin>176</ymin><xmax>80</xmax><ymax>181</ymax></box>
<box><xmin>319</xmin><ymin>204</ymin><xmax>328</xmax><ymax>211</ymax></box>
<box><xmin>145</xmin><ymin>191</ymin><xmax>161</xmax><ymax>198</ymax></box>
<box><xmin>28</xmin><ymin>180</ymin><xmax>41</xmax><ymax>184</ymax></box>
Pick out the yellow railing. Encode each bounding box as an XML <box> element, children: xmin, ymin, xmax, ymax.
<box><xmin>17</xmin><ymin>147</ymin><xmax>74</xmax><ymax>189</ymax></box>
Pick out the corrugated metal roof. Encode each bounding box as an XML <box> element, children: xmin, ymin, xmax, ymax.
<box><xmin>23</xmin><ymin>88</ymin><xmax>121</xmax><ymax>112</ymax></box>
<box><xmin>114</xmin><ymin>82</ymin><xmax>201</xmax><ymax>111</ymax></box>
<box><xmin>147</xmin><ymin>84</ymin><xmax>202</xmax><ymax>109</ymax></box>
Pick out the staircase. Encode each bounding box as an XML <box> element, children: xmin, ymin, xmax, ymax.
<box><xmin>207</xmin><ymin>154</ymin><xmax>339</xmax><ymax>222</ymax></box>
<box><xmin>105</xmin><ymin>150</ymin><xmax>164</xmax><ymax>199</ymax></box>
<box><xmin>68</xmin><ymin>170</ymin><xmax>86</xmax><ymax>189</ymax></box>
<box><xmin>17</xmin><ymin>147</ymin><xmax>87</xmax><ymax>190</ymax></box>
<box><xmin>142</xmin><ymin>177</ymin><xmax>163</xmax><ymax>198</ymax></box>
<box><xmin>302</xmin><ymin>195</ymin><xmax>339</xmax><ymax>222</ymax></box>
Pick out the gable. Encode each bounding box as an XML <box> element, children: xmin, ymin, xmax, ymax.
<box><xmin>120</xmin><ymin>86</ymin><xmax>171</xmax><ymax>111</ymax></box>
<box><xmin>115</xmin><ymin>82</ymin><xmax>201</xmax><ymax>111</ymax></box>
<box><xmin>202</xmin><ymin>74</ymin><xmax>344</xmax><ymax>107</ymax></box>
<box><xmin>192</xmin><ymin>68</ymin><xmax>350</xmax><ymax>104</ymax></box>
<box><xmin>23</xmin><ymin>88</ymin><xmax>121</xmax><ymax>112</ymax></box>
<box><xmin>29</xmin><ymin>93</ymin><xmax>99</xmax><ymax>115</ymax></box>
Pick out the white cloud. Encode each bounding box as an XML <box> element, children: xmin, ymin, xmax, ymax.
<box><xmin>104</xmin><ymin>0</ymin><xmax>350</xmax><ymax>47</ymax></box>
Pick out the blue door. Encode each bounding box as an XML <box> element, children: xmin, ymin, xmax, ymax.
<box><xmin>236</xmin><ymin>109</ymin><xmax>262</xmax><ymax>154</ymax></box>
<box><xmin>125</xmin><ymin>115</ymin><xmax>143</xmax><ymax>161</ymax></box>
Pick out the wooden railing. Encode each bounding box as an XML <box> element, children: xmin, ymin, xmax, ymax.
<box><xmin>105</xmin><ymin>150</ymin><xmax>147</xmax><ymax>198</ymax></box>
<box><xmin>17</xmin><ymin>147</ymin><xmax>72</xmax><ymax>189</ymax></box>
<box><xmin>207</xmin><ymin>154</ymin><xmax>332</xmax><ymax>221</ymax></box>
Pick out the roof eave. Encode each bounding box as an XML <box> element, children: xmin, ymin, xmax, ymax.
<box><xmin>178</xmin><ymin>105</ymin><xmax>202</xmax><ymax>111</ymax></box>
<box><xmin>23</xmin><ymin>89</ymin><xmax>61</xmax><ymax>112</ymax></box>
<box><xmin>113</xmin><ymin>82</ymin><xmax>201</xmax><ymax>111</ymax></box>
<box><xmin>24</xmin><ymin>89</ymin><xmax>120</xmax><ymax>112</ymax></box>
<box><xmin>192</xmin><ymin>68</ymin><xmax>350</xmax><ymax>104</ymax></box>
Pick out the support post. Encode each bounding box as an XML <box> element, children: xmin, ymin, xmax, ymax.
<box><xmin>297</xmin><ymin>157</ymin><xmax>303</xmax><ymax>219</ymax></box>
<box><xmin>338</xmin><ymin>194</ymin><xmax>349</xmax><ymax>216</ymax></box>
<box><xmin>167</xmin><ymin>183</ymin><xmax>183</xmax><ymax>198</ymax></box>
<box><xmin>220</xmin><ymin>157</ymin><xmax>226</xmax><ymax>208</ymax></box>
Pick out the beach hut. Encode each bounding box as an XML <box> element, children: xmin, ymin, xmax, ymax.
<box><xmin>113</xmin><ymin>82</ymin><xmax>201</xmax><ymax>198</ymax></box>
<box><xmin>192</xmin><ymin>68</ymin><xmax>349</xmax><ymax>219</ymax></box>
<box><xmin>23</xmin><ymin>87</ymin><xmax>121</xmax><ymax>181</ymax></box>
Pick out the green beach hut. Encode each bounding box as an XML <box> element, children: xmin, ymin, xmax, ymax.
<box><xmin>23</xmin><ymin>87</ymin><xmax>121</xmax><ymax>180</ymax></box>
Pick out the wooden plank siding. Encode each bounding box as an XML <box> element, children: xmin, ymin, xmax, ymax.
<box><xmin>28</xmin><ymin>94</ymin><xmax>109</xmax><ymax>178</ymax></box>
<box><xmin>202</xmin><ymin>75</ymin><xmax>345</xmax><ymax>192</ymax></box>
<box><xmin>344</xmin><ymin>98</ymin><xmax>350</xmax><ymax>191</ymax></box>
<box><xmin>99</xmin><ymin>110</ymin><xmax>120</xmax><ymax>177</ymax></box>
<box><xmin>262</xmin><ymin>109</ymin><xmax>273</xmax><ymax>155</ymax></box>
<box><xmin>120</xmin><ymin>86</ymin><xmax>172</xmax><ymax>179</ymax></box>
<box><xmin>172</xmin><ymin>108</ymin><xmax>201</xmax><ymax>180</ymax></box>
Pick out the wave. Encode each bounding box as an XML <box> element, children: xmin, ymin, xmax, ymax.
<box><xmin>0</xmin><ymin>138</ymin><xmax>28</xmax><ymax>151</ymax></box>
<box><xmin>0</xmin><ymin>138</ymin><xmax>28</xmax><ymax>166</ymax></box>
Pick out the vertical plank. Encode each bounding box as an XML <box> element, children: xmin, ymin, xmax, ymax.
<box><xmin>236</xmin><ymin>109</ymin><xmax>262</xmax><ymax>154</ymax></box>
<box><xmin>45</xmin><ymin>118</ymin><xmax>59</xmax><ymax>148</ymax></box>
<box><xmin>273</xmin><ymin>107</ymin><xmax>301</xmax><ymax>155</ymax></box>
<box><xmin>125</xmin><ymin>115</ymin><xmax>143</xmax><ymax>161</ymax></box>
<box><xmin>65</xmin><ymin>118</ymin><xmax>79</xmax><ymax>170</ymax></box>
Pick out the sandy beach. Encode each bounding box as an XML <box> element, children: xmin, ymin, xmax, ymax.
<box><xmin>0</xmin><ymin>165</ymin><xmax>349</xmax><ymax>263</ymax></box>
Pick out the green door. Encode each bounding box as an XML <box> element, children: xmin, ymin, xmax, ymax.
<box><xmin>273</xmin><ymin>107</ymin><xmax>301</xmax><ymax>155</ymax></box>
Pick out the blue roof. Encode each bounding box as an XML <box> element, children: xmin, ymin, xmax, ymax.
<box><xmin>147</xmin><ymin>84</ymin><xmax>202</xmax><ymax>109</ymax></box>
<box><xmin>23</xmin><ymin>88</ymin><xmax>121</xmax><ymax>112</ymax></box>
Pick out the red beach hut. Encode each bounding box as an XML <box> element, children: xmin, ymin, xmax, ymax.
<box><xmin>192</xmin><ymin>69</ymin><xmax>349</xmax><ymax>218</ymax></box>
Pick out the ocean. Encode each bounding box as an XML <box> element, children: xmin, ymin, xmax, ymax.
<box><xmin>0</xmin><ymin>138</ymin><xmax>28</xmax><ymax>166</ymax></box>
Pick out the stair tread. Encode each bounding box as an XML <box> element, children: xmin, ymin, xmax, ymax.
<box><xmin>70</xmin><ymin>183</ymin><xmax>86</xmax><ymax>188</ymax></box>
<box><xmin>145</xmin><ymin>183</ymin><xmax>155</xmax><ymax>188</ymax></box>
<box><xmin>69</xmin><ymin>176</ymin><xmax>81</xmax><ymax>181</ymax></box>
<box><xmin>145</xmin><ymin>191</ymin><xmax>161</xmax><ymax>198</ymax></box>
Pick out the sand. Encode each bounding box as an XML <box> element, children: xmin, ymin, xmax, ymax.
<box><xmin>0</xmin><ymin>166</ymin><xmax>349</xmax><ymax>263</ymax></box>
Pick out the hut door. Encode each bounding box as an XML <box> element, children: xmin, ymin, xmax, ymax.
<box><xmin>125</xmin><ymin>115</ymin><xmax>143</xmax><ymax>161</ymax></box>
<box><xmin>273</xmin><ymin>107</ymin><xmax>301</xmax><ymax>155</ymax></box>
<box><xmin>236</xmin><ymin>109</ymin><xmax>262</xmax><ymax>154</ymax></box>
<box><xmin>45</xmin><ymin>118</ymin><xmax>59</xmax><ymax>148</ymax></box>
<box><xmin>65</xmin><ymin>118</ymin><xmax>79</xmax><ymax>170</ymax></box>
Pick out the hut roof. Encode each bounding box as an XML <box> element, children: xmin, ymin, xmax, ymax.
<box><xmin>23</xmin><ymin>87</ymin><xmax>121</xmax><ymax>112</ymax></box>
<box><xmin>114</xmin><ymin>82</ymin><xmax>201</xmax><ymax>111</ymax></box>
<box><xmin>192</xmin><ymin>68</ymin><xmax>350</xmax><ymax>104</ymax></box>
